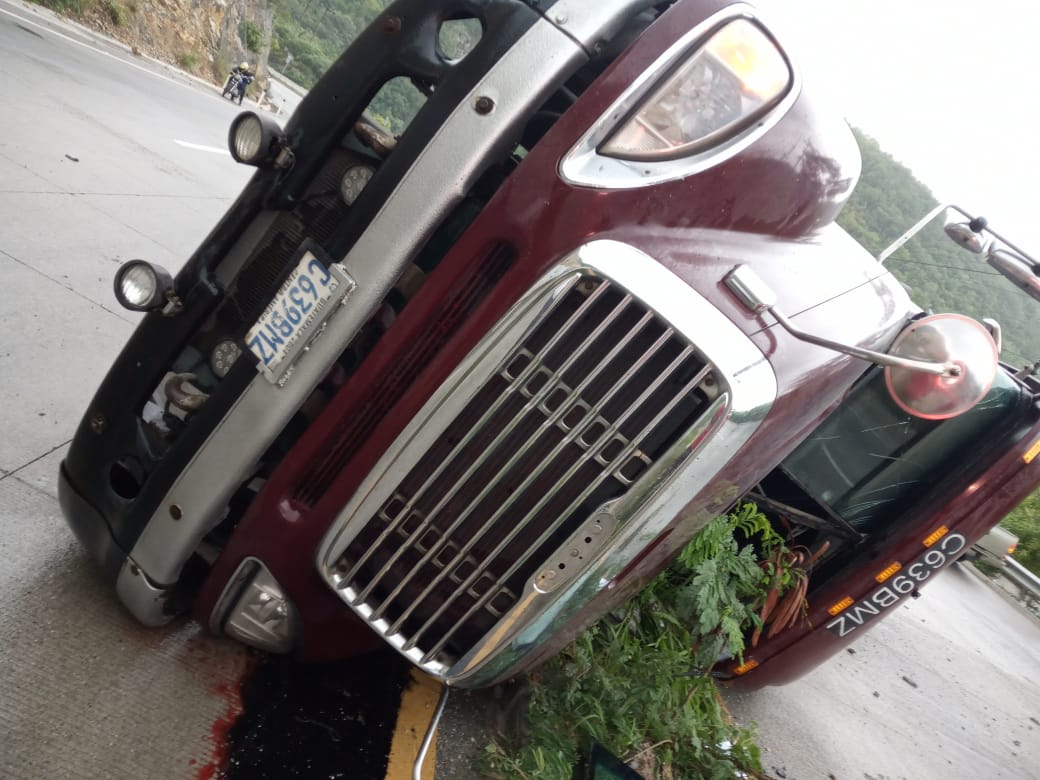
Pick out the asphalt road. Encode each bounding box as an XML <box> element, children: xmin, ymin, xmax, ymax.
<box><xmin>0</xmin><ymin>2</ymin><xmax>261</xmax><ymax>777</ymax></box>
<box><xmin>1</xmin><ymin>3</ymin><xmax>1038</xmax><ymax>780</ymax></box>
<box><xmin>723</xmin><ymin>563</ymin><xmax>1040</xmax><ymax>779</ymax></box>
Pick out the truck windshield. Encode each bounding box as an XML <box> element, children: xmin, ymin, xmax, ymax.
<box><xmin>781</xmin><ymin>367</ymin><xmax>1029</xmax><ymax>532</ymax></box>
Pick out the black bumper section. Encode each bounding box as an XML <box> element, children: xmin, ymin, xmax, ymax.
<box><xmin>58</xmin><ymin>461</ymin><xmax>128</xmax><ymax>581</ymax></box>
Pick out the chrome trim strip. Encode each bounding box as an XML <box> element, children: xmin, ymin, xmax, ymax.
<box><xmin>559</xmin><ymin>4</ymin><xmax>803</xmax><ymax>189</ymax></box>
<box><xmin>317</xmin><ymin>240</ymin><xmax>777</xmax><ymax>685</ymax></box>
<box><xmin>118</xmin><ymin>14</ymin><xmax>593</xmax><ymax>602</ymax></box>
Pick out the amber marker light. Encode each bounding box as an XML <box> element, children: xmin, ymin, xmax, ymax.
<box><xmin>733</xmin><ymin>659</ymin><xmax>759</xmax><ymax>675</ymax></box>
<box><xmin>827</xmin><ymin>597</ymin><xmax>854</xmax><ymax>616</ymax></box>
<box><xmin>1023</xmin><ymin>436</ymin><xmax>1040</xmax><ymax>464</ymax></box>
<box><xmin>875</xmin><ymin>562</ymin><xmax>902</xmax><ymax>583</ymax></box>
<box><xmin>922</xmin><ymin>526</ymin><xmax>949</xmax><ymax>547</ymax></box>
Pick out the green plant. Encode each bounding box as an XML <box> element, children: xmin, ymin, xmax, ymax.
<box><xmin>1000</xmin><ymin>493</ymin><xmax>1040</xmax><ymax>575</ymax></box>
<box><xmin>177</xmin><ymin>51</ymin><xmax>199</xmax><ymax>71</ymax></box>
<box><xmin>241</xmin><ymin>20</ymin><xmax>263</xmax><ymax>52</ymax></box>
<box><xmin>484</xmin><ymin>505</ymin><xmax>793</xmax><ymax>780</ymax></box>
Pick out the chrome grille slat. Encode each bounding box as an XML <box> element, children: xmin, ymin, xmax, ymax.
<box><xmin>328</xmin><ymin>269</ymin><xmax>721</xmax><ymax>668</ymax></box>
<box><xmin>415</xmin><ymin>353</ymin><xmax>711</xmax><ymax>661</ymax></box>
<box><xmin>344</xmin><ymin>279</ymin><xmax>615</xmax><ymax>597</ymax></box>
<box><xmin>379</xmin><ymin>309</ymin><xmax>663</xmax><ymax>635</ymax></box>
<box><xmin>367</xmin><ymin>292</ymin><xmax>644</xmax><ymax>621</ymax></box>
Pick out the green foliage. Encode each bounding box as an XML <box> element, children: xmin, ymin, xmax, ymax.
<box><xmin>839</xmin><ymin>128</ymin><xmax>1037</xmax><ymax>369</ymax></box>
<box><xmin>271</xmin><ymin>0</ymin><xmax>385</xmax><ymax>88</ymax></box>
<box><xmin>241</xmin><ymin>20</ymin><xmax>263</xmax><ymax>52</ymax></box>
<box><xmin>177</xmin><ymin>50</ymin><xmax>199</xmax><ymax>71</ymax></box>
<box><xmin>368</xmin><ymin>77</ymin><xmax>426</xmax><ymax>135</ymax></box>
<box><xmin>483</xmin><ymin>506</ymin><xmax>790</xmax><ymax>779</ymax></box>
<box><xmin>1000</xmin><ymin>493</ymin><xmax>1040</xmax><ymax>575</ymax></box>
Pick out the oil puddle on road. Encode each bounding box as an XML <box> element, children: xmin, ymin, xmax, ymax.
<box><xmin>202</xmin><ymin>648</ymin><xmax>412</xmax><ymax>780</ymax></box>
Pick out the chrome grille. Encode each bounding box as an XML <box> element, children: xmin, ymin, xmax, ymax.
<box><xmin>327</xmin><ymin>274</ymin><xmax>718</xmax><ymax>667</ymax></box>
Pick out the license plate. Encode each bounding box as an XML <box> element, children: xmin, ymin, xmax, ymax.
<box><xmin>825</xmin><ymin>531</ymin><xmax>967</xmax><ymax>638</ymax></box>
<box><xmin>246</xmin><ymin>251</ymin><xmax>354</xmax><ymax>383</ymax></box>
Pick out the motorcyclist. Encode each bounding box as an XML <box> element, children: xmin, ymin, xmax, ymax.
<box><xmin>229</xmin><ymin>62</ymin><xmax>254</xmax><ymax>105</ymax></box>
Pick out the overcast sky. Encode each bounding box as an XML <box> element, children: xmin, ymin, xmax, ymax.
<box><xmin>774</xmin><ymin>0</ymin><xmax>1038</xmax><ymax>255</ymax></box>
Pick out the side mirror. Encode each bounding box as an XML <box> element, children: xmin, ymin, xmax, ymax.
<box><xmin>724</xmin><ymin>266</ymin><xmax>999</xmax><ymax>419</ymax></box>
<box><xmin>885</xmin><ymin>313</ymin><xmax>998</xmax><ymax>420</ymax></box>
<box><xmin>944</xmin><ymin>220</ymin><xmax>988</xmax><ymax>254</ymax></box>
<box><xmin>986</xmin><ymin>248</ymin><xmax>1040</xmax><ymax>302</ymax></box>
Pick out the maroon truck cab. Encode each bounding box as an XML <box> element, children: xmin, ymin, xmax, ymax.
<box><xmin>58</xmin><ymin>0</ymin><xmax>1039</xmax><ymax>690</ymax></box>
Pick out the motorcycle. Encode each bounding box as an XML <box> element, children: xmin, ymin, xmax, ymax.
<box><xmin>221</xmin><ymin>71</ymin><xmax>247</xmax><ymax>104</ymax></box>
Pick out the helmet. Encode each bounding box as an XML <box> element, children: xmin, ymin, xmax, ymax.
<box><xmin>239</xmin><ymin>62</ymin><xmax>248</xmax><ymax>70</ymax></box>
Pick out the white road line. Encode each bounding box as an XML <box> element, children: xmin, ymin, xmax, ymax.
<box><xmin>174</xmin><ymin>140</ymin><xmax>230</xmax><ymax>155</ymax></box>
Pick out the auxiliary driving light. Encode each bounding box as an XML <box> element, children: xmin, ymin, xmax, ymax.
<box><xmin>228</xmin><ymin>111</ymin><xmax>287</xmax><ymax>167</ymax></box>
<box><xmin>217</xmin><ymin>558</ymin><xmax>300</xmax><ymax>653</ymax></box>
<box><xmin>113</xmin><ymin>260</ymin><xmax>174</xmax><ymax>312</ymax></box>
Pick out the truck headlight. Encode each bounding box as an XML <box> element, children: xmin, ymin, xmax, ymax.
<box><xmin>113</xmin><ymin>260</ymin><xmax>174</xmax><ymax>311</ymax></box>
<box><xmin>602</xmin><ymin>18</ymin><xmax>791</xmax><ymax>161</ymax></box>
<box><xmin>559</xmin><ymin>9</ymin><xmax>798</xmax><ymax>188</ymax></box>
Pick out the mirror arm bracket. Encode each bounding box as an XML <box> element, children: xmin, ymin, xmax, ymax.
<box><xmin>724</xmin><ymin>265</ymin><xmax>959</xmax><ymax>378</ymax></box>
<box><xmin>768</xmin><ymin>307</ymin><xmax>958</xmax><ymax>377</ymax></box>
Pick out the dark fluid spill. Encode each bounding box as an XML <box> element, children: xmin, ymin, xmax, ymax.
<box><xmin>217</xmin><ymin>648</ymin><xmax>412</xmax><ymax>780</ymax></box>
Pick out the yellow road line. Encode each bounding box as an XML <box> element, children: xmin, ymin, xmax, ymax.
<box><xmin>385</xmin><ymin>669</ymin><xmax>444</xmax><ymax>780</ymax></box>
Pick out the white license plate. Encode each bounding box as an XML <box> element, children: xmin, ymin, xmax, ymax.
<box><xmin>246</xmin><ymin>251</ymin><xmax>353</xmax><ymax>382</ymax></box>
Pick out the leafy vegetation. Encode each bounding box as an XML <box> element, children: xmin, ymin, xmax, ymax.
<box><xmin>269</xmin><ymin>0</ymin><xmax>384</xmax><ymax>86</ymax></box>
<box><xmin>483</xmin><ymin>506</ymin><xmax>798</xmax><ymax>780</ymax></box>
<box><xmin>177</xmin><ymin>50</ymin><xmax>199</xmax><ymax>71</ymax></box>
<box><xmin>241</xmin><ymin>20</ymin><xmax>263</xmax><ymax>53</ymax></box>
<box><xmin>1000</xmin><ymin>495</ymin><xmax>1040</xmax><ymax>575</ymax></box>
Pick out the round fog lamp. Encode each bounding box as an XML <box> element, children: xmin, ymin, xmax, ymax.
<box><xmin>113</xmin><ymin>260</ymin><xmax>173</xmax><ymax>312</ymax></box>
<box><xmin>228</xmin><ymin>111</ymin><xmax>285</xmax><ymax>167</ymax></box>
<box><xmin>232</xmin><ymin>115</ymin><xmax>264</xmax><ymax>162</ymax></box>
<box><xmin>120</xmin><ymin>264</ymin><xmax>158</xmax><ymax>307</ymax></box>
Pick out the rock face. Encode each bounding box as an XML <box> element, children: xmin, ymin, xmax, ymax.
<box><xmin>84</xmin><ymin>0</ymin><xmax>272</xmax><ymax>84</ymax></box>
